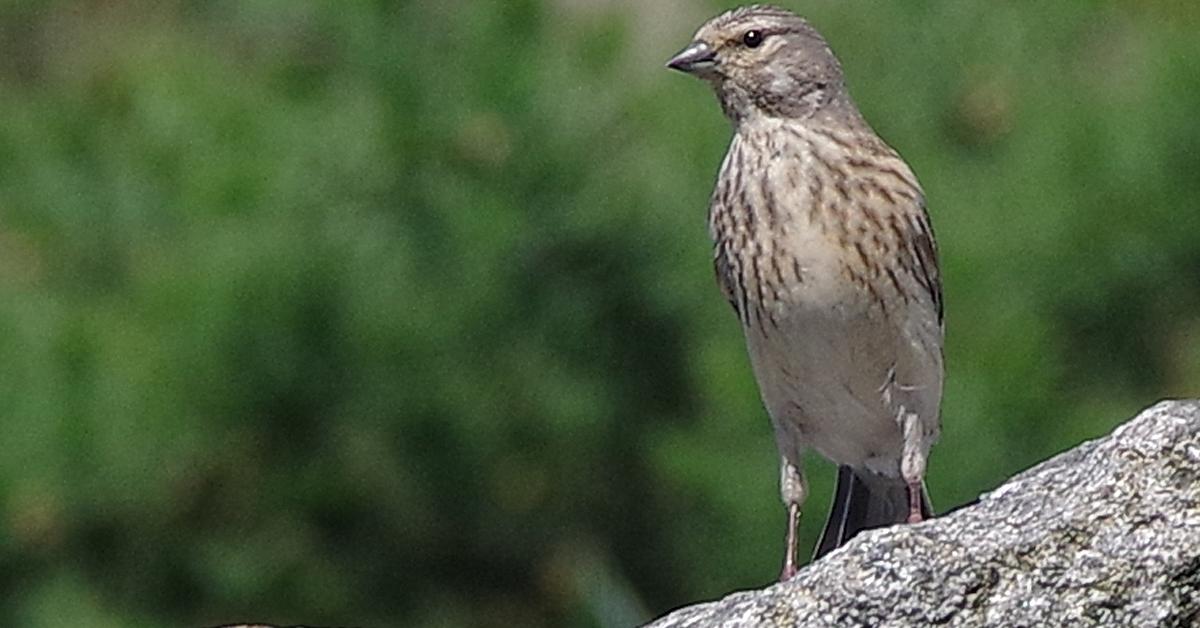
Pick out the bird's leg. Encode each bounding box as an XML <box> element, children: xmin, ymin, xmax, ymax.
<box><xmin>782</xmin><ymin>501</ymin><xmax>800</xmax><ymax>580</ymax></box>
<box><xmin>779</xmin><ymin>458</ymin><xmax>808</xmax><ymax>581</ymax></box>
<box><xmin>899</xmin><ymin>409</ymin><xmax>927</xmax><ymax>524</ymax></box>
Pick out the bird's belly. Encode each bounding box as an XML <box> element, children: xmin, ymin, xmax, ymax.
<box><xmin>744</xmin><ymin>297</ymin><xmax>907</xmax><ymax>475</ymax></box>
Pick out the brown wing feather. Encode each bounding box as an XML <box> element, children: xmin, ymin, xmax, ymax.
<box><xmin>908</xmin><ymin>205</ymin><xmax>943</xmax><ymax>327</ymax></box>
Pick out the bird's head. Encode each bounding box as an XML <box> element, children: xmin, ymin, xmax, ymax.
<box><xmin>667</xmin><ymin>5</ymin><xmax>848</xmax><ymax>124</ymax></box>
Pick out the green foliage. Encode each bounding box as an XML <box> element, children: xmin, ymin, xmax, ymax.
<box><xmin>0</xmin><ymin>1</ymin><xmax>1197</xmax><ymax>626</ymax></box>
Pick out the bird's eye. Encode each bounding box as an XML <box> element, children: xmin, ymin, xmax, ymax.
<box><xmin>742</xmin><ymin>30</ymin><xmax>764</xmax><ymax>48</ymax></box>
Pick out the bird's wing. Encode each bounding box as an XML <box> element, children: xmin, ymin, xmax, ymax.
<box><xmin>907</xmin><ymin>203</ymin><xmax>943</xmax><ymax>329</ymax></box>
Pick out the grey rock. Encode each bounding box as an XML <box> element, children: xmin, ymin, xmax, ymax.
<box><xmin>648</xmin><ymin>400</ymin><xmax>1200</xmax><ymax>628</ymax></box>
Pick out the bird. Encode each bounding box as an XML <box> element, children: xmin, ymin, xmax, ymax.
<box><xmin>666</xmin><ymin>5</ymin><xmax>944</xmax><ymax>580</ymax></box>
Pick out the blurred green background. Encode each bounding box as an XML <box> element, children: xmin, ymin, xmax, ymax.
<box><xmin>1</xmin><ymin>0</ymin><xmax>1198</xmax><ymax>626</ymax></box>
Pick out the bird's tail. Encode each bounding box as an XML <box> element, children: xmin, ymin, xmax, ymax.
<box><xmin>813</xmin><ymin>465</ymin><xmax>933</xmax><ymax>559</ymax></box>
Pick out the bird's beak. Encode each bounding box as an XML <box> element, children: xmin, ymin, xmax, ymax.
<box><xmin>666</xmin><ymin>41</ymin><xmax>716</xmax><ymax>74</ymax></box>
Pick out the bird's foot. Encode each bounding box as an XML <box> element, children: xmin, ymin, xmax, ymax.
<box><xmin>779</xmin><ymin>562</ymin><xmax>798</xmax><ymax>582</ymax></box>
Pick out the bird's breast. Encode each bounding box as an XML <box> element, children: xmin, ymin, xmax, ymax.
<box><xmin>709</xmin><ymin>166</ymin><xmax>862</xmax><ymax>327</ymax></box>
<box><xmin>708</xmin><ymin>122</ymin><xmax>923</xmax><ymax>329</ymax></box>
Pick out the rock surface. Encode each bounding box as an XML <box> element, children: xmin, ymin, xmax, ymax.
<box><xmin>648</xmin><ymin>400</ymin><xmax>1200</xmax><ymax>628</ymax></box>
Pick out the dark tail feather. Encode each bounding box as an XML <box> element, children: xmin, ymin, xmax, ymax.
<box><xmin>813</xmin><ymin>466</ymin><xmax>933</xmax><ymax>559</ymax></box>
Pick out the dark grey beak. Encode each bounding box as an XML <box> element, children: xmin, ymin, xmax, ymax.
<box><xmin>666</xmin><ymin>41</ymin><xmax>716</xmax><ymax>73</ymax></box>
